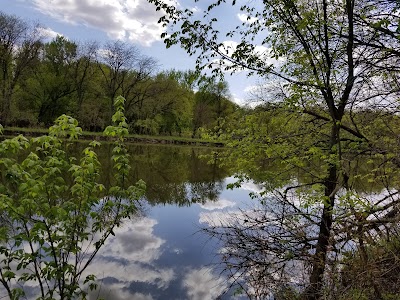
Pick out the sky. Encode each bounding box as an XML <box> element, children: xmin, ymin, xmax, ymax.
<box><xmin>2</xmin><ymin>0</ymin><xmax>263</xmax><ymax>105</ymax></box>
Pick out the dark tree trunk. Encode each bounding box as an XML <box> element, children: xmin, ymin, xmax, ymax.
<box><xmin>303</xmin><ymin>123</ymin><xmax>339</xmax><ymax>300</ymax></box>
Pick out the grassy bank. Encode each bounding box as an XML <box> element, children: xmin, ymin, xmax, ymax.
<box><xmin>2</xmin><ymin>127</ymin><xmax>224</xmax><ymax>147</ymax></box>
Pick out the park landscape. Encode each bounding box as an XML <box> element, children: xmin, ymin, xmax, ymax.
<box><xmin>1</xmin><ymin>0</ymin><xmax>400</xmax><ymax>299</ymax></box>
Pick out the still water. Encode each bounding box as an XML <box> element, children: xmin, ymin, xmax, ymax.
<box><xmin>3</xmin><ymin>138</ymin><xmax>397</xmax><ymax>300</ymax></box>
<box><xmin>81</xmin><ymin>143</ymin><xmax>258</xmax><ymax>300</ymax></box>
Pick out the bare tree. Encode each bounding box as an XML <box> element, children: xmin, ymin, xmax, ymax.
<box><xmin>0</xmin><ymin>12</ymin><xmax>42</xmax><ymax>124</ymax></box>
<box><xmin>96</xmin><ymin>40</ymin><xmax>157</xmax><ymax>123</ymax></box>
<box><xmin>74</xmin><ymin>41</ymin><xmax>99</xmax><ymax>112</ymax></box>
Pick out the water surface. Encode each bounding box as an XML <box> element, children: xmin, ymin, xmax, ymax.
<box><xmin>84</xmin><ymin>144</ymin><xmax>256</xmax><ymax>300</ymax></box>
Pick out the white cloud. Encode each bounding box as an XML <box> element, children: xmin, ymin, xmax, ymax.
<box><xmin>212</xmin><ymin>41</ymin><xmax>273</xmax><ymax>73</ymax></box>
<box><xmin>220</xmin><ymin>40</ymin><xmax>238</xmax><ymax>57</ymax></box>
<box><xmin>182</xmin><ymin>267</ymin><xmax>227</xmax><ymax>300</ymax></box>
<box><xmin>243</xmin><ymin>79</ymin><xmax>291</xmax><ymax>106</ymax></box>
<box><xmin>199</xmin><ymin>198</ymin><xmax>236</xmax><ymax>210</ymax></box>
<box><xmin>220</xmin><ymin>41</ymin><xmax>269</xmax><ymax>57</ymax></box>
<box><xmin>190</xmin><ymin>6</ymin><xmax>200</xmax><ymax>13</ymax></box>
<box><xmin>89</xmin><ymin>283</ymin><xmax>154</xmax><ymax>300</ymax></box>
<box><xmin>244</xmin><ymin>85</ymin><xmax>258</xmax><ymax>94</ymax></box>
<box><xmin>232</xmin><ymin>94</ymin><xmax>246</xmax><ymax>106</ymax></box>
<box><xmin>225</xmin><ymin>176</ymin><xmax>264</xmax><ymax>194</ymax></box>
<box><xmin>237</xmin><ymin>13</ymin><xmax>258</xmax><ymax>24</ymax></box>
<box><xmin>172</xmin><ymin>247</ymin><xmax>183</xmax><ymax>254</ymax></box>
<box><xmin>31</xmin><ymin>0</ymin><xmax>172</xmax><ymax>46</ymax></box>
<box><xmin>199</xmin><ymin>207</ymin><xmax>275</xmax><ymax>228</ymax></box>
<box><xmin>36</xmin><ymin>27</ymin><xmax>63</xmax><ymax>39</ymax></box>
<box><xmin>254</xmin><ymin>45</ymin><xmax>269</xmax><ymax>55</ymax></box>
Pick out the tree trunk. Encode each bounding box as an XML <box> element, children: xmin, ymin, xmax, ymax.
<box><xmin>303</xmin><ymin>123</ymin><xmax>339</xmax><ymax>300</ymax></box>
<box><xmin>0</xmin><ymin>89</ymin><xmax>11</xmax><ymax>125</ymax></box>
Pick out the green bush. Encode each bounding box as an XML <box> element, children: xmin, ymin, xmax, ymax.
<box><xmin>0</xmin><ymin>96</ymin><xmax>145</xmax><ymax>299</ymax></box>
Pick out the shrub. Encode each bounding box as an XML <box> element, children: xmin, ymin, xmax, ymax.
<box><xmin>0</xmin><ymin>96</ymin><xmax>145</xmax><ymax>299</ymax></box>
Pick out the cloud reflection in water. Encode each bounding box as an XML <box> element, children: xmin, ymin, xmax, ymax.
<box><xmin>199</xmin><ymin>198</ymin><xmax>236</xmax><ymax>211</ymax></box>
<box><xmin>84</xmin><ymin>180</ymin><xmax>253</xmax><ymax>299</ymax></box>
<box><xmin>100</xmin><ymin>217</ymin><xmax>165</xmax><ymax>263</ymax></box>
<box><xmin>86</xmin><ymin>216</ymin><xmax>175</xmax><ymax>298</ymax></box>
<box><xmin>182</xmin><ymin>267</ymin><xmax>227</xmax><ymax>300</ymax></box>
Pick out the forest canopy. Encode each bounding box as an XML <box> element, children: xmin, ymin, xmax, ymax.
<box><xmin>0</xmin><ymin>11</ymin><xmax>237</xmax><ymax>137</ymax></box>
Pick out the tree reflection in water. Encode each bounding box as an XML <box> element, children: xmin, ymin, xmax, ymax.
<box><xmin>201</xmin><ymin>180</ymin><xmax>400</xmax><ymax>299</ymax></box>
<box><xmin>201</xmin><ymin>188</ymin><xmax>314</xmax><ymax>299</ymax></box>
<box><xmin>5</xmin><ymin>141</ymin><xmax>400</xmax><ymax>299</ymax></box>
<box><xmin>68</xmin><ymin>142</ymin><xmax>227</xmax><ymax>206</ymax></box>
<box><xmin>84</xmin><ymin>143</ymin><xmax>231</xmax><ymax>299</ymax></box>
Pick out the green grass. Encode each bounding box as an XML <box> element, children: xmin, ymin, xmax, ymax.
<box><xmin>5</xmin><ymin>126</ymin><xmax>48</xmax><ymax>134</ymax></box>
<box><xmin>3</xmin><ymin>126</ymin><xmax>224</xmax><ymax>146</ymax></box>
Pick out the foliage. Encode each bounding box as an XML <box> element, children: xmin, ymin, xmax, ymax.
<box><xmin>146</xmin><ymin>0</ymin><xmax>400</xmax><ymax>298</ymax></box>
<box><xmin>0</xmin><ymin>10</ymin><xmax>237</xmax><ymax>137</ymax></box>
<box><xmin>22</xmin><ymin>36</ymin><xmax>78</xmax><ymax>125</ymax></box>
<box><xmin>192</xmin><ymin>78</ymin><xmax>237</xmax><ymax>138</ymax></box>
<box><xmin>0</xmin><ymin>96</ymin><xmax>145</xmax><ymax>299</ymax></box>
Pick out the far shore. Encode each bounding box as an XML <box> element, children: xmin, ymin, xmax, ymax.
<box><xmin>1</xmin><ymin>127</ymin><xmax>224</xmax><ymax>148</ymax></box>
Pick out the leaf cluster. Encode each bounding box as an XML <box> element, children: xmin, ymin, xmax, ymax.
<box><xmin>0</xmin><ymin>96</ymin><xmax>145</xmax><ymax>299</ymax></box>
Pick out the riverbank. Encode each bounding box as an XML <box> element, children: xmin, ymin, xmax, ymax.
<box><xmin>1</xmin><ymin>127</ymin><xmax>224</xmax><ymax>147</ymax></box>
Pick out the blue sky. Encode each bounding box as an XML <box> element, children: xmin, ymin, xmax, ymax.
<box><xmin>2</xmin><ymin>0</ymin><xmax>263</xmax><ymax>105</ymax></box>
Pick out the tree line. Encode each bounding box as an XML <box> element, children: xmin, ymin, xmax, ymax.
<box><xmin>0</xmin><ymin>11</ymin><xmax>237</xmax><ymax>137</ymax></box>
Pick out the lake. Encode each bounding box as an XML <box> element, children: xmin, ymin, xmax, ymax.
<box><xmin>2</xmin><ymin>139</ymin><xmax>397</xmax><ymax>299</ymax></box>
<box><xmin>79</xmin><ymin>143</ymin><xmax>256</xmax><ymax>300</ymax></box>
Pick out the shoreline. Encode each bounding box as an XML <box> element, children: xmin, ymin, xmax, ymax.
<box><xmin>1</xmin><ymin>127</ymin><xmax>224</xmax><ymax>148</ymax></box>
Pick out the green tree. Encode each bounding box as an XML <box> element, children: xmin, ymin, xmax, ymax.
<box><xmin>147</xmin><ymin>0</ymin><xmax>400</xmax><ymax>298</ymax></box>
<box><xmin>0</xmin><ymin>96</ymin><xmax>145</xmax><ymax>299</ymax></box>
<box><xmin>127</xmin><ymin>70</ymin><xmax>197</xmax><ymax>136</ymax></box>
<box><xmin>192</xmin><ymin>78</ymin><xmax>236</xmax><ymax>138</ymax></box>
<box><xmin>149</xmin><ymin>71</ymin><xmax>194</xmax><ymax>135</ymax></box>
<box><xmin>20</xmin><ymin>36</ymin><xmax>79</xmax><ymax>125</ymax></box>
